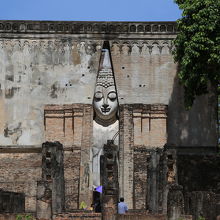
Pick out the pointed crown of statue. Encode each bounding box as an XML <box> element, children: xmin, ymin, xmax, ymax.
<box><xmin>96</xmin><ymin>49</ymin><xmax>115</xmax><ymax>88</ymax></box>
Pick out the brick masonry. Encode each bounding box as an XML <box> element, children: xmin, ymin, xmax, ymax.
<box><xmin>118</xmin><ymin>212</ymin><xmax>166</xmax><ymax>220</ymax></box>
<box><xmin>44</xmin><ymin>103</ymin><xmax>167</xmax><ymax>211</ymax></box>
<box><xmin>133</xmin><ymin>149</ymin><xmax>148</xmax><ymax>209</ymax></box>
<box><xmin>54</xmin><ymin>212</ymin><xmax>101</xmax><ymax>220</ymax></box>
<box><xmin>0</xmin><ymin>152</ymin><xmax>42</xmax><ymax>212</ymax></box>
<box><xmin>44</xmin><ymin>104</ymin><xmax>93</xmax><ymax>208</ymax></box>
<box><xmin>119</xmin><ymin>104</ymin><xmax>167</xmax><ymax>209</ymax></box>
<box><xmin>64</xmin><ymin>150</ymin><xmax>81</xmax><ymax>210</ymax></box>
<box><xmin>0</xmin><ymin>20</ymin><xmax>218</xmax><ymax>219</ymax></box>
<box><xmin>119</xmin><ymin>105</ymin><xmax>134</xmax><ymax>208</ymax></box>
<box><xmin>0</xmin><ymin>21</ymin><xmax>216</xmax><ymax>148</ymax></box>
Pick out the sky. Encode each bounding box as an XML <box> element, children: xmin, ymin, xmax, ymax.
<box><xmin>0</xmin><ymin>0</ymin><xmax>181</xmax><ymax>21</ymax></box>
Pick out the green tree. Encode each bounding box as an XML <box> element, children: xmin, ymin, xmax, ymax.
<box><xmin>173</xmin><ymin>0</ymin><xmax>220</xmax><ymax>108</ymax></box>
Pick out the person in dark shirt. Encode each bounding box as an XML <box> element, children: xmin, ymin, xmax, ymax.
<box><xmin>94</xmin><ymin>200</ymin><xmax>101</xmax><ymax>212</ymax></box>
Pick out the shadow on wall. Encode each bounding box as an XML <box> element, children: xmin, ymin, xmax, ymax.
<box><xmin>167</xmin><ymin>73</ymin><xmax>217</xmax><ymax>147</ymax></box>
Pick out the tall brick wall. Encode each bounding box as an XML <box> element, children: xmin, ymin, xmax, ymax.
<box><xmin>119</xmin><ymin>104</ymin><xmax>167</xmax><ymax>209</ymax></box>
<box><xmin>132</xmin><ymin>104</ymin><xmax>167</xmax><ymax>147</ymax></box>
<box><xmin>44</xmin><ymin>104</ymin><xmax>85</xmax><ymax>147</ymax></box>
<box><xmin>0</xmin><ymin>21</ymin><xmax>217</xmax><ymax>218</ymax></box>
<box><xmin>45</xmin><ymin>103</ymin><xmax>167</xmax><ymax>211</ymax></box>
<box><xmin>64</xmin><ymin>149</ymin><xmax>81</xmax><ymax>210</ymax></box>
<box><xmin>44</xmin><ymin>104</ymin><xmax>93</xmax><ymax>209</ymax></box>
<box><xmin>119</xmin><ymin>105</ymin><xmax>134</xmax><ymax>209</ymax></box>
<box><xmin>133</xmin><ymin>149</ymin><xmax>148</xmax><ymax>209</ymax></box>
<box><xmin>78</xmin><ymin>105</ymin><xmax>93</xmax><ymax>206</ymax></box>
<box><xmin>0</xmin><ymin>151</ymin><xmax>42</xmax><ymax>212</ymax></box>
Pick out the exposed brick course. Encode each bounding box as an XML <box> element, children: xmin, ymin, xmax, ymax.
<box><xmin>0</xmin><ymin>152</ymin><xmax>41</xmax><ymax>212</ymax></box>
<box><xmin>44</xmin><ymin>104</ymin><xmax>84</xmax><ymax>147</ymax></box>
<box><xmin>133</xmin><ymin>149</ymin><xmax>148</xmax><ymax>209</ymax></box>
<box><xmin>64</xmin><ymin>150</ymin><xmax>81</xmax><ymax>210</ymax></box>
<box><xmin>44</xmin><ymin>104</ymin><xmax>93</xmax><ymax>209</ymax></box>
<box><xmin>54</xmin><ymin>212</ymin><xmax>101</xmax><ymax>220</ymax></box>
<box><xmin>119</xmin><ymin>104</ymin><xmax>167</xmax><ymax>209</ymax></box>
<box><xmin>118</xmin><ymin>212</ymin><xmax>166</xmax><ymax>220</ymax></box>
<box><xmin>0</xmin><ymin>20</ymin><xmax>217</xmax><ymax>220</ymax></box>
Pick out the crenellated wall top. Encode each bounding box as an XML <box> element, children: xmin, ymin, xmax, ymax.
<box><xmin>0</xmin><ymin>20</ymin><xmax>177</xmax><ymax>35</ymax></box>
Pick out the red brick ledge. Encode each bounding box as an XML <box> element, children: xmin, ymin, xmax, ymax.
<box><xmin>54</xmin><ymin>211</ymin><xmax>101</xmax><ymax>219</ymax></box>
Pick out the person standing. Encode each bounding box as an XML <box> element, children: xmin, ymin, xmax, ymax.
<box><xmin>118</xmin><ymin>197</ymin><xmax>128</xmax><ymax>214</ymax></box>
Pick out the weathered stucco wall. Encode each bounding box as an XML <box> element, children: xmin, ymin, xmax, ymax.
<box><xmin>0</xmin><ymin>21</ymin><xmax>218</xmax><ymax>214</ymax></box>
<box><xmin>0</xmin><ymin>21</ymin><xmax>216</xmax><ymax>147</ymax></box>
<box><xmin>0</xmin><ymin>38</ymin><xmax>100</xmax><ymax>145</ymax></box>
<box><xmin>111</xmin><ymin>40</ymin><xmax>177</xmax><ymax>105</ymax></box>
<box><xmin>0</xmin><ymin>37</ymin><xmax>176</xmax><ymax>146</ymax></box>
<box><xmin>167</xmin><ymin>77</ymin><xmax>217</xmax><ymax>146</ymax></box>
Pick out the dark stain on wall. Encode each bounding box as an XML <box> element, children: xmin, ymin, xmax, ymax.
<box><xmin>5</xmin><ymin>87</ymin><xmax>20</xmax><ymax>99</ymax></box>
<box><xmin>0</xmin><ymin>190</ymin><xmax>25</xmax><ymax>213</ymax></box>
<box><xmin>50</xmin><ymin>84</ymin><xmax>58</xmax><ymax>99</ymax></box>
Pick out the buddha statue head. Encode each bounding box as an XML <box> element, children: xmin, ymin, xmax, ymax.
<box><xmin>93</xmin><ymin>48</ymin><xmax>118</xmax><ymax>126</ymax></box>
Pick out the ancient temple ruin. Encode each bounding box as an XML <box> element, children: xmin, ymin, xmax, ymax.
<box><xmin>0</xmin><ymin>20</ymin><xmax>219</xmax><ymax>220</ymax></box>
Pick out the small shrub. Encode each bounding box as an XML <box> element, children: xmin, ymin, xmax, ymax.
<box><xmin>16</xmin><ymin>214</ymin><xmax>35</xmax><ymax>220</ymax></box>
<box><xmin>16</xmin><ymin>215</ymin><xmax>23</xmax><ymax>220</ymax></box>
<box><xmin>25</xmin><ymin>214</ymin><xmax>34</xmax><ymax>220</ymax></box>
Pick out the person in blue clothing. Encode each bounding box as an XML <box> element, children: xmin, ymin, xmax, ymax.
<box><xmin>118</xmin><ymin>197</ymin><xmax>128</xmax><ymax>214</ymax></box>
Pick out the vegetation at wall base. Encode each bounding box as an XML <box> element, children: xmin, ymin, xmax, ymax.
<box><xmin>16</xmin><ymin>214</ymin><xmax>35</xmax><ymax>220</ymax></box>
<box><xmin>173</xmin><ymin>0</ymin><xmax>220</xmax><ymax>108</ymax></box>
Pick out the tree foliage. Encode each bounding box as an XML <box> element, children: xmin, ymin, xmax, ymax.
<box><xmin>173</xmin><ymin>0</ymin><xmax>220</xmax><ymax>108</ymax></box>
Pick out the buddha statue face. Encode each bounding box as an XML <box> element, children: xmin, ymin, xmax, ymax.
<box><xmin>93</xmin><ymin>85</ymin><xmax>118</xmax><ymax>126</ymax></box>
<box><xmin>93</xmin><ymin>48</ymin><xmax>118</xmax><ymax>126</ymax></box>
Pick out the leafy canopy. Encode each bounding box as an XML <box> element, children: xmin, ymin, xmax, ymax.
<box><xmin>173</xmin><ymin>0</ymin><xmax>220</xmax><ymax>108</ymax></box>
